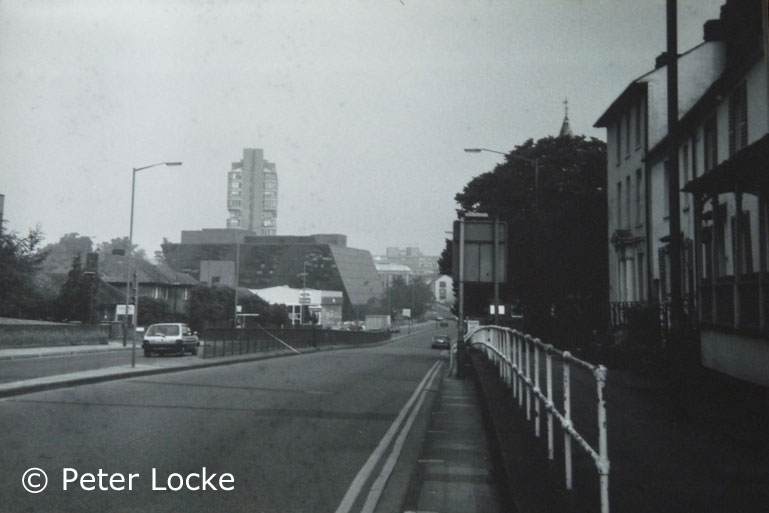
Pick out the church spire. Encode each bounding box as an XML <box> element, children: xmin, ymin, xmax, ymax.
<box><xmin>559</xmin><ymin>98</ymin><xmax>573</xmax><ymax>137</ymax></box>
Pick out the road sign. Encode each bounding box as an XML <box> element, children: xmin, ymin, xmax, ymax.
<box><xmin>452</xmin><ymin>218</ymin><xmax>507</xmax><ymax>283</ymax></box>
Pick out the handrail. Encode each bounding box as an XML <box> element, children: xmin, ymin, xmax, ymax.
<box><xmin>465</xmin><ymin>325</ymin><xmax>610</xmax><ymax>513</ymax></box>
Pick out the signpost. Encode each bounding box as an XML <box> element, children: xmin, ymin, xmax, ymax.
<box><xmin>452</xmin><ymin>213</ymin><xmax>507</xmax><ymax>377</ymax></box>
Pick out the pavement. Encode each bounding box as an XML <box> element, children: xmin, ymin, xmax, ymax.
<box><xmin>0</xmin><ymin>338</ymin><xmax>509</xmax><ymax>513</ymax></box>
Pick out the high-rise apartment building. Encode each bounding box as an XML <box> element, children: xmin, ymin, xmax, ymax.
<box><xmin>226</xmin><ymin>148</ymin><xmax>278</xmax><ymax>235</ymax></box>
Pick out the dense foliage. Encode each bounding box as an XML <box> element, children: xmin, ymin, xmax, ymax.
<box><xmin>374</xmin><ymin>276</ymin><xmax>433</xmax><ymax>319</ymax></box>
<box><xmin>0</xmin><ymin>227</ymin><xmax>47</xmax><ymax>318</ymax></box>
<box><xmin>442</xmin><ymin>135</ymin><xmax>608</xmax><ymax>345</ymax></box>
<box><xmin>186</xmin><ymin>284</ymin><xmax>289</xmax><ymax>332</ymax></box>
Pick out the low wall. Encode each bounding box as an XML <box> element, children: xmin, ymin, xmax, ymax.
<box><xmin>0</xmin><ymin>324</ymin><xmax>110</xmax><ymax>348</ymax></box>
<box><xmin>200</xmin><ymin>327</ymin><xmax>391</xmax><ymax>358</ymax></box>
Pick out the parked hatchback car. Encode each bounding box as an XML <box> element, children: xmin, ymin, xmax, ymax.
<box><xmin>142</xmin><ymin>323</ymin><xmax>199</xmax><ymax>357</ymax></box>
<box><xmin>431</xmin><ymin>335</ymin><xmax>451</xmax><ymax>349</ymax></box>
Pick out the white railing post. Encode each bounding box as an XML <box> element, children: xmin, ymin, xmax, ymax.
<box><xmin>596</xmin><ymin>365</ymin><xmax>610</xmax><ymax>513</ymax></box>
<box><xmin>563</xmin><ymin>351</ymin><xmax>573</xmax><ymax>491</ymax></box>
<box><xmin>505</xmin><ymin>331</ymin><xmax>512</xmax><ymax>387</ymax></box>
<box><xmin>476</xmin><ymin>327</ymin><xmax>609</xmax><ymax>512</ymax></box>
<box><xmin>533</xmin><ymin>338</ymin><xmax>541</xmax><ymax>438</ymax></box>
<box><xmin>546</xmin><ymin>344</ymin><xmax>554</xmax><ymax>461</ymax></box>
<box><xmin>525</xmin><ymin>335</ymin><xmax>532</xmax><ymax>421</ymax></box>
<box><xmin>512</xmin><ymin>331</ymin><xmax>519</xmax><ymax>401</ymax></box>
<box><xmin>518</xmin><ymin>334</ymin><xmax>526</xmax><ymax>408</ymax></box>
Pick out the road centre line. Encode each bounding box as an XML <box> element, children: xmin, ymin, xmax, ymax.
<box><xmin>334</xmin><ymin>360</ymin><xmax>442</xmax><ymax>513</ymax></box>
<box><xmin>360</xmin><ymin>361</ymin><xmax>443</xmax><ymax>513</ymax></box>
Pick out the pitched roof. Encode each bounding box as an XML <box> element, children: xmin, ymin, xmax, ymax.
<box><xmin>98</xmin><ymin>254</ymin><xmax>198</xmax><ymax>286</ymax></box>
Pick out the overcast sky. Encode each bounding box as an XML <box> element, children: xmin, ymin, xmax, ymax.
<box><xmin>0</xmin><ymin>0</ymin><xmax>725</xmax><ymax>258</ymax></box>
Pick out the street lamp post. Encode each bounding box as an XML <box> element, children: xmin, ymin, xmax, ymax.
<box><xmin>464</xmin><ymin>148</ymin><xmax>540</xmax><ymax>213</ymax></box>
<box><xmin>297</xmin><ymin>262</ymin><xmax>308</xmax><ymax>326</ymax></box>
<box><xmin>124</xmin><ymin>161</ymin><xmax>182</xmax><ymax>367</ymax></box>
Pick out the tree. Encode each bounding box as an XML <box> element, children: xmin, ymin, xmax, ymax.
<box><xmin>452</xmin><ymin>135</ymin><xmax>608</xmax><ymax>343</ymax></box>
<box><xmin>0</xmin><ymin>226</ymin><xmax>47</xmax><ymax>318</ymax></box>
<box><xmin>97</xmin><ymin>237</ymin><xmax>148</xmax><ymax>261</ymax></box>
<box><xmin>56</xmin><ymin>254</ymin><xmax>93</xmax><ymax>322</ymax></box>
<box><xmin>186</xmin><ymin>285</ymin><xmax>234</xmax><ymax>332</ymax></box>
<box><xmin>38</xmin><ymin>233</ymin><xmax>94</xmax><ymax>274</ymax></box>
<box><xmin>380</xmin><ymin>276</ymin><xmax>434</xmax><ymax>319</ymax></box>
<box><xmin>137</xmin><ymin>296</ymin><xmax>171</xmax><ymax>326</ymax></box>
<box><xmin>240</xmin><ymin>294</ymin><xmax>290</xmax><ymax>327</ymax></box>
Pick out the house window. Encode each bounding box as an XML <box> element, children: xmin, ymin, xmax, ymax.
<box><xmin>704</xmin><ymin>117</ymin><xmax>718</xmax><ymax>171</ymax></box>
<box><xmin>616</xmin><ymin>181</ymin><xmax>623</xmax><ymax>228</ymax></box>
<box><xmin>637</xmin><ymin>253</ymin><xmax>645</xmax><ymax>301</ymax></box>
<box><xmin>729</xmin><ymin>82</ymin><xmax>748</xmax><ymax>156</ymax></box>
<box><xmin>691</xmin><ymin>136</ymin><xmax>698</xmax><ymax>178</ymax></box>
<box><xmin>682</xmin><ymin>143</ymin><xmax>690</xmax><ymax>209</ymax></box>
<box><xmin>635</xmin><ymin>102</ymin><xmax>642</xmax><ymax>148</ymax></box>
<box><xmin>662</xmin><ymin>160</ymin><xmax>670</xmax><ymax>217</ymax></box>
<box><xmin>731</xmin><ymin>211</ymin><xmax>753</xmax><ymax>274</ymax></box>
<box><xmin>616</xmin><ymin>121</ymin><xmax>622</xmax><ymax>164</ymax></box>
<box><xmin>635</xmin><ymin>169</ymin><xmax>643</xmax><ymax>226</ymax></box>
<box><xmin>625</xmin><ymin>114</ymin><xmax>631</xmax><ymax>157</ymax></box>
<box><xmin>715</xmin><ymin>203</ymin><xmax>727</xmax><ymax>277</ymax></box>
<box><xmin>625</xmin><ymin>175</ymin><xmax>631</xmax><ymax>229</ymax></box>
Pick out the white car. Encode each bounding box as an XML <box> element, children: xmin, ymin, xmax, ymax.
<box><xmin>142</xmin><ymin>323</ymin><xmax>199</xmax><ymax>357</ymax></box>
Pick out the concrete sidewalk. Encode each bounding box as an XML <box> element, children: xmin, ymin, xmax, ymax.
<box><xmin>400</xmin><ymin>371</ymin><xmax>507</xmax><ymax>513</ymax></box>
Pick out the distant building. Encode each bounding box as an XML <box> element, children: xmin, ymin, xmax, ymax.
<box><xmin>252</xmin><ymin>285</ymin><xmax>344</xmax><ymax>328</ymax></box>
<box><xmin>97</xmin><ymin>253</ymin><xmax>199</xmax><ymax>324</ymax></box>
<box><xmin>163</xmin><ymin>230</ymin><xmax>382</xmax><ymax>320</ymax></box>
<box><xmin>375</xmin><ymin>247</ymin><xmax>439</xmax><ymax>276</ymax></box>
<box><xmin>428</xmin><ymin>275</ymin><xmax>455</xmax><ymax>305</ymax></box>
<box><xmin>559</xmin><ymin>99</ymin><xmax>573</xmax><ymax>137</ymax></box>
<box><xmin>375</xmin><ymin>263</ymin><xmax>414</xmax><ymax>288</ymax></box>
<box><xmin>227</xmin><ymin>148</ymin><xmax>278</xmax><ymax>235</ymax></box>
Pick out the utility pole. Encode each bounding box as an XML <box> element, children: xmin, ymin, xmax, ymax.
<box><xmin>667</xmin><ymin>0</ymin><xmax>684</xmax><ymax>331</ymax></box>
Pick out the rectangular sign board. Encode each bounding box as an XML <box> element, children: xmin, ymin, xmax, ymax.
<box><xmin>452</xmin><ymin>219</ymin><xmax>507</xmax><ymax>283</ymax></box>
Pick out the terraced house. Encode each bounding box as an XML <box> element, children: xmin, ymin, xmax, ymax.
<box><xmin>598</xmin><ymin>0</ymin><xmax>769</xmax><ymax>387</ymax></box>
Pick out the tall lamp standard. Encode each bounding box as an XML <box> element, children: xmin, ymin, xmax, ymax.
<box><xmin>464</xmin><ymin>148</ymin><xmax>540</xmax><ymax>213</ymax></box>
<box><xmin>124</xmin><ymin>161</ymin><xmax>182</xmax><ymax>367</ymax></box>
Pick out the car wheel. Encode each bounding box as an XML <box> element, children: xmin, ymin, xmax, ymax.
<box><xmin>144</xmin><ymin>350</ymin><xmax>151</xmax><ymax>357</ymax></box>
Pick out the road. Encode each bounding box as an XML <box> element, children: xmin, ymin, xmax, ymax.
<box><xmin>0</xmin><ymin>329</ymin><xmax>454</xmax><ymax>513</ymax></box>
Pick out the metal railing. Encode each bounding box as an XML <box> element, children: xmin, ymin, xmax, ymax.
<box><xmin>466</xmin><ymin>325</ymin><xmax>610</xmax><ymax>513</ymax></box>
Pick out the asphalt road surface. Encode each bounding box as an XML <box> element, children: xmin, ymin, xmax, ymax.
<box><xmin>0</xmin><ymin>330</ymin><xmax>453</xmax><ymax>513</ymax></box>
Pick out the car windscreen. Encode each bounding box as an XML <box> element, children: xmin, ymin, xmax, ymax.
<box><xmin>146</xmin><ymin>325</ymin><xmax>180</xmax><ymax>336</ymax></box>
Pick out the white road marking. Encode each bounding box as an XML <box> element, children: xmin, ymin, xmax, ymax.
<box><xmin>360</xmin><ymin>363</ymin><xmax>442</xmax><ymax>513</ymax></box>
<box><xmin>334</xmin><ymin>360</ymin><xmax>442</xmax><ymax>513</ymax></box>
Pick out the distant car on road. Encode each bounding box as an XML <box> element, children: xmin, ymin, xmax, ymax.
<box><xmin>431</xmin><ymin>335</ymin><xmax>451</xmax><ymax>349</ymax></box>
<box><xmin>142</xmin><ymin>323</ymin><xmax>199</xmax><ymax>357</ymax></box>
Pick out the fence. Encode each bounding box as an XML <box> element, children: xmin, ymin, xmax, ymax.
<box><xmin>200</xmin><ymin>327</ymin><xmax>391</xmax><ymax>358</ymax></box>
<box><xmin>466</xmin><ymin>325</ymin><xmax>610</xmax><ymax>513</ymax></box>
